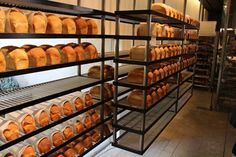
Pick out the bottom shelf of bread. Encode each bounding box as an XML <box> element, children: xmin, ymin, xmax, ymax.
<box><xmin>113</xmin><ymin>110</ymin><xmax>176</xmax><ymax>154</ymax></box>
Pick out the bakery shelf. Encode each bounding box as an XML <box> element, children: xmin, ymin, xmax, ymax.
<box><xmin>115</xmin><ymin>10</ymin><xmax>199</xmax><ymax>30</ymax></box>
<box><xmin>0</xmin><ymin>99</ymin><xmax>101</xmax><ymax>151</ymax></box>
<box><xmin>179</xmin><ymin>82</ymin><xmax>193</xmax><ymax>98</ymax></box>
<box><xmin>180</xmin><ymin>72</ymin><xmax>194</xmax><ymax>85</ymax></box>
<box><xmin>0</xmin><ymin>76</ymin><xmax>100</xmax><ymax>115</ymax></box>
<box><xmin>0</xmin><ymin>33</ymin><xmax>115</xmax><ymax>39</ymax></box>
<box><xmin>116</xmin><ymin>84</ymin><xmax>178</xmax><ymax>113</ymax></box>
<box><xmin>114</xmin><ymin>64</ymin><xmax>194</xmax><ymax>90</ymax></box>
<box><xmin>193</xmin><ymin>84</ymin><xmax>210</xmax><ymax>88</ymax></box>
<box><xmin>41</xmin><ymin>120</ymin><xmax>103</xmax><ymax>157</ymax></box>
<box><xmin>194</xmin><ymin>74</ymin><xmax>210</xmax><ymax>79</ymax></box>
<box><xmin>114</xmin><ymin>95</ymin><xmax>176</xmax><ymax>134</ymax></box>
<box><xmin>114</xmin><ymin>35</ymin><xmax>184</xmax><ymax>41</ymax></box>
<box><xmin>112</xmin><ymin>111</ymin><xmax>175</xmax><ymax>154</ymax></box>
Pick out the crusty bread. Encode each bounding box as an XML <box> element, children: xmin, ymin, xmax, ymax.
<box><xmin>74</xmin><ymin>141</ymin><xmax>84</xmax><ymax>154</ymax></box>
<box><xmin>47</xmin><ymin>14</ymin><xmax>62</xmax><ymax>34</ymax></box>
<box><xmin>127</xmin><ymin>90</ymin><xmax>152</xmax><ymax>107</ymax></box>
<box><xmin>62</xmin><ymin>18</ymin><xmax>76</xmax><ymax>34</ymax></box>
<box><xmin>127</xmin><ymin>68</ymin><xmax>153</xmax><ymax>84</ymax></box>
<box><xmin>21</xmin><ymin>115</ymin><xmax>36</xmax><ymax>134</ymax></box>
<box><xmin>0</xmin><ymin>9</ymin><xmax>6</xmax><ymax>33</ymax></box>
<box><xmin>83</xmin><ymin>134</ymin><xmax>93</xmax><ymax>149</ymax></box>
<box><xmin>21</xmin><ymin>146</ymin><xmax>36</xmax><ymax>157</ymax></box>
<box><xmin>55</xmin><ymin>44</ymin><xmax>77</xmax><ymax>63</ymax></box>
<box><xmin>3</xmin><ymin>121</ymin><xmax>20</xmax><ymax>141</ymax></box>
<box><xmin>82</xmin><ymin>42</ymin><xmax>98</xmax><ymax>59</ymax></box>
<box><xmin>89</xmin><ymin>83</ymin><xmax>113</xmax><ymax>99</ymax></box>
<box><xmin>62</xmin><ymin>101</ymin><xmax>73</xmax><ymax>116</ymax></box>
<box><xmin>22</xmin><ymin>45</ymin><xmax>47</xmax><ymax>67</ymax></box>
<box><xmin>86</xmin><ymin>19</ymin><xmax>98</xmax><ymax>35</ymax></box>
<box><xmin>40</xmin><ymin>45</ymin><xmax>61</xmax><ymax>65</ymax></box>
<box><xmin>64</xmin><ymin>147</ymin><xmax>75</xmax><ymax>157</ymax></box>
<box><xmin>151</xmin><ymin>3</ymin><xmax>170</xmax><ymax>15</ymax></box>
<box><xmin>88</xmin><ymin>65</ymin><xmax>114</xmax><ymax>79</ymax></box>
<box><xmin>38</xmin><ymin>137</ymin><xmax>51</xmax><ymax>154</ymax></box>
<box><xmin>6</xmin><ymin>8</ymin><xmax>28</xmax><ymax>33</ymax></box>
<box><xmin>75</xmin><ymin>17</ymin><xmax>88</xmax><ymax>34</ymax></box>
<box><xmin>28</xmin><ymin>12</ymin><xmax>47</xmax><ymax>33</ymax></box>
<box><xmin>130</xmin><ymin>46</ymin><xmax>156</xmax><ymax>61</ymax></box>
<box><xmin>63</xmin><ymin>126</ymin><xmax>74</xmax><ymax>140</ymax></box>
<box><xmin>1</xmin><ymin>46</ymin><xmax>29</xmax><ymax>70</ymax></box>
<box><xmin>0</xmin><ymin>51</ymin><xmax>6</xmax><ymax>72</ymax></box>
<box><xmin>74</xmin><ymin>120</ymin><xmax>85</xmax><ymax>134</ymax></box>
<box><xmin>50</xmin><ymin>104</ymin><xmax>61</xmax><ymax>122</ymax></box>
<box><xmin>52</xmin><ymin>131</ymin><xmax>64</xmax><ymax>146</ymax></box>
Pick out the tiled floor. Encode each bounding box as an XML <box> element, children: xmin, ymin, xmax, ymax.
<box><xmin>96</xmin><ymin>88</ymin><xmax>236</xmax><ymax>157</ymax></box>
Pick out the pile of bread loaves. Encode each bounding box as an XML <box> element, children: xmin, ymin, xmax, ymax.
<box><xmin>129</xmin><ymin>44</ymin><xmax>198</xmax><ymax>62</ymax></box>
<box><xmin>151</xmin><ymin>3</ymin><xmax>200</xmax><ymax>28</ymax></box>
<box><xmin>0</xmin><ymin>8</ymin><xmax>98</xmax><ymax>34</ymax></box>
<box><xmin>126</xmin><ymin>56</ymin><xmax>196</xmax><ymax>108</ymax></box>
<box><xmin>0</xmin><ymin>42</ymin><xmax>98</xmax><ymax>72</ymax></box>
<box><xmin>185</xmin><ymin>30</ymin><xmax>198</xmax><ymax>39</ymax></box>
<box><xmin>137</xmin><ymin>23</ymin><xmax>182</xmax><ymax>38</ymax></box>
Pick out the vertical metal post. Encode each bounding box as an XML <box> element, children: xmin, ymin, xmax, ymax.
<box><xmin>132</xmin><ymin>0</ymin><xmax>136</xmax><ymax>47</ymax></box>
<box><xmin>113</xmin><ymin>0</ymin><xmax>120</xmax><ymax>144</ymax></box>
<box><xmin>163</xmin><ymin>0</ymin><xmax>166</xmax><ymax>4</ymax></box>
<box><xmin>176</xmin><ymin>0</ymin><xmax>187</xmax><ymax>113</ymax></box>
<box><xmin>77</xmin><ymin>0</ymin><xmax>81</xmax><ymax>76</ymax></box>
<box><xmin>100</xmin><ymin>0</ymin><xmax>106</xmax><ymax>140</ymax></box>
<box><xmin>216</xmin><ymin>0</ymin><xmax>231</xmax><ymax>110</ymax></box>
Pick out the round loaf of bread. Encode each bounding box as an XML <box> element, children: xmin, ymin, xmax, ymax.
<box><xmin>62</xmin><ymin>18</ymin><xmax>76</xmax><ymax>34</ymax></box>
<box><xmin>38</xmin><ymin>137</ymin><xmax>51</xmax><ymax>154</ymax></box>
<box><xmin>127</xmin><ymin>90</ymin><xmax>152</xmax><ymax>108</ymax></box>
<box><xmin>47</xmin><ymin>14</ymin><xmax>62</xmax><ymax>34</ymax></box>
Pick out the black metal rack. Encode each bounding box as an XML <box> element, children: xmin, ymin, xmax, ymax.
<box><xmin>0</xmin><ymin>0</ymin><xmax>134</xmax><ymax>156</ymax></box>
<box><xmin>112</xmin><ymin>0</ymin><xmax>199</xmax><ymax>155</ymax></box>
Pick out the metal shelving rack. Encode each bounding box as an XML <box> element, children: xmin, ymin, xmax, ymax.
<box><xmin>113</xmin><ymin>0</ymin><xmax>199</xmax><ymax>154</ymax></box>
<box><xmin>0</xmin><ymin>0</ymin><xmax>132</xmax><ymax>156</ymax></box>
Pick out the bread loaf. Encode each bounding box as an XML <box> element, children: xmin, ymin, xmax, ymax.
<box><xmin>86</xmin><ymin>19</ymin><xmax>98</xmax><ymax>35</ymax></box>
<box><xmin>84</xmin><ymin>114</ymin><xmax>93</xmax><ymax>128</ymax></box>
<box><xmin>1</xmin><ymin>46</ymin><xmax>29</xmax><ymax>70</ymax></box>
<box><xmin>0</xmin><ymin>51</ymin><xmax>6</xmax><ymax>72</ymax></box>
<box><xmin>28</xmin><ymin>12</ymin><xmax>47</xmax><ymax>33</ymax></box>
<box><xmin>152</xmin><ymin>3</ymin><xmax>170</xmax><ymax>16</ymax></box>
<box><xmin>82</xmin><ymin>42</ymin><xmax>98</xmax><ymax>59</ymax></box>
<box><xmin>83</xmin><ymin>134</ymin><xmax>93</xmax><ymax>148</ymax></box>
<box><xmin>72</xmin><ymin>44</ymin><xmax>86</xmax><ymax>61</ymax></box>
<box><xmin>62</xmin><ymin>18</ymin><xmax>76</xmax><ymax>34</ymax></box>
<box><xmin>75</xmin><ymin>17</ymin><xmax>88</xmax><ymax>34</ymax></box>
<box><xmin>63</xmin><ymin>126</ymin><xmax>74</xmax><ymax>140</ymax></box>
<box><xmin>127</xmin><ymin>68</ymin><xmax>153</xmax><ymax>84</ymax></box>
<box><xmin>74</xmin><ymin>120</ymin><xmax>85</xmax><ymax>134</ymax></box>
<box><xmin>0</xmin><ymin>118</ymin><xmax>20</xmax><ymax>141</ymax></box>
<box><xmin>90</xmin><ymin>129</ymin><xmax>100</xmax><ymax>142</ymax></box>
<box><xmin>6</xmin><ymin>8</ymin><xmax>28</xmax><ymax>33</ymax></box>
<box><xmin>104</xmin><ymin>101</ymin><xmax>113</xmax><ymax>117</ymax></box>
<box><xmin>130</xmin><ymin>46</ymin><xmax>156</xmax><ymax>61</ymax></box>
<box><xmin>89</xmin><ymin>110</ymin><xmax>100</xmax><ymax>124</ymax></box>
<box><xmin>88</xmin><ymin>65</ymin><xmax>114</xmax><ymax>79</ymax></box>
<box><xmin>74</xmin><ymin>141</ymin><xmax>84</xmax><ymax>154</ymax></box>
<box><xmin>137</xmin><ymin>23</ymin><xmax>157</xmax><ymax>37</ymax></box>
<box><xmin>0</xmin><ymin>9</ymin><xmax>6</xmax><ymax>33</ymax></box>
<box><xmin>127</xmin><ymin>90</ymin><xmax>152</xmax><ymax>107</ymax></box>
<box><xmin>52</xmin><ymin>131</ymin><xmax>64</xmax><ymax>146</ymax></box>
<box><xmin>64</xmin><ymin>147</ymin><xmax>75</xmax><ymax>157</ymax></box>
<box><xmin>21</xmin><ymin>146</ymin><xmax>36</xmax><ymax>157</ymax></box>
<box><xmin>38</xmin><ymin>137</ymin><xmax>51</xmax><ymax>154</ymax></box>
<box><xmin>155</xmin><ymin>47</ymin><xmax>161</xmax><ymax>60</ymax></box>
<box><xmin>89</xmin><ymin>83</ymin><xmax>113</xmax><ymax>99</ymax></box>
<box><xmin>21</xmin><ymin>45</ymin><xmax>47</xmax><ymax>67</ymax></box>
<box><xmin>153</xmin><ymin>69</ymin><xmax>160</xmax><ymax>82</ymax></box>
<box><xmin>40</xmin><ymin>45</ymin><xmax>61</xmax><ymax>65</ymax></box>
<box><xmin>55</xmin><ymin>44</ymin><xmax>77</xmax><ymax>63</ymax></box>
<box><xmin>47</xmin><ymin>14</ymin><xmax>62</xmax><ymax>34</ymax></box>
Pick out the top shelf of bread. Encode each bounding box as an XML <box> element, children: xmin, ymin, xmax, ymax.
<box><xmin>115</xmin><ymin>10</ymin><xmax>199</xmax><ymax>30</ymax></box>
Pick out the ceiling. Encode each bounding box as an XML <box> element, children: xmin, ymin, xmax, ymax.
<box><xmin>202</xmin><ymin>0</ymin><xmax>223</xmax><ymax>11</ymax></box>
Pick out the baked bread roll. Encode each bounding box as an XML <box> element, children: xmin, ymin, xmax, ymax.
<box><xmin>90</xmin><ymin>83</ymin><xmax>114</xmax><ymax>99</ymax></box>
<box><xmin>38</xmin><ymin>137</ymin><xmax>51</xmax><ymax>154</ymax></box>
<box><xmin>28</xmin><ymin>12</ymin><xmax>47</xmax><ymax>33</ymax></box>
<box><xmin>86</xmin><ymin>19</ymin><xmax>98</xmax><ymax>35</ymax></box>
<box><xmin>1</xmin><ymin>46</ymin><xmax>29</xmax><ymax>70</ymax></box>
<box><xmin>21</xmin><ymin>45</ymin><xmax>47</xmax><ymax>67</ymax></box>
<box><xmin>64</xmin><ymin>147</ymin><xmax>75</xmax><ymax>157</ymax></box>
<box><xmin>47</xmin><ymin>14</ymin><xmax>62</xmax><ymax>34</ymax></box>
<box><xmin>21</xmin><ymin>145</ymin><xmax>37</xmax><ymax>157</ymax></box>
<box><xmin>90</xmin><ymin>129</ymin><xmax>100</xmax><ymax>142</ymax></box>
<box><xmin>127</xmin><ymin>68</ymin><xmax>153</xmax><ymax>84</ymax></box>
<box><xmin>0</xmin><ymin>51</ymin><xmax>6</xmax><ymax>72</ymax></box>
<box><xmin>63</xmin><ymin>126</ymin><xmax>74</xmax><ymax>140</ymax></box>
<box><xmin>52</xmin><ymin>131</ymin><xmax>64</xmax><ymax>146</ymax></box>
<box><xmin>62</xmin><ymin>18</ymin><xmax>76</xmax><ymax>34</ymax></box>
<box><xmin>88</xmin><ymin>65</ymin><xmax>114</xmax><ymax>79</ymax></box>
<box><xmin>40</xmin><ymin>45</ymin><xmax>61</xmax><ymax>65</ymax></box>
<box><xmin>55</xmin><ymin>44</ymin><xmax>77</xmax><ymax>63</ymax></box>
<box><xmin>137</xmin><ymin>23</ymin><xmax>157</xmax><ymax>37</ymax></box>
<box><xmin>0</xmin><ymin>9</ymin><xmax>6</xmax><ymax>33</ymax></box>
<box><xmin>0</xmin><ymin>118</ymin><xmax>20</xmax><ymax>141</ymax></box>
<box><xmin>6</xmin><ymin>8</ymin><xmax>28</xmax><ymax>33</ymax></box>
<box><xmin>75</xmin><ymin>17</ymin><xmax>88</xmax><ymax>34</ymax></box>
<box><xmin>74</xmin><ymin>141</ymin><xmax>84</xmax><ymax>154</ymax></box>
<box><xmin>152</xmin><ymin>3</ymin><xmax>170</xmax><ymax>16</ymax></box>
<box><xmin>82</xmin><ymin>134</ymin><xmax>93</xmax><ymax>148</ymax></box>
<box><xmin>130</xmin><ymin>46</ymin><xmax>156</xmax><ymax>61</ymax></box>
<box><xmin>127</xmin><ymin>90</ymin><xmax>152</xmax><ymax>107</ymax></box>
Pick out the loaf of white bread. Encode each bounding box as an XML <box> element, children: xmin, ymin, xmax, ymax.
<box><xmin>28</xmin><ymin>11</ymin><xmax>47</xmax><ymax>33</ymax></box>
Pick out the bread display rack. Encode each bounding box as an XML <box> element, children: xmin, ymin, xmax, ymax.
<box><xmin>112</xmin><ymin>0</ymin><xmax>200</xmax><ymax>154</ymax></box>
<box><xmin>0</xmin><ymin>0</ymin><xmax>135</xmax><ymax>156</ymax></box>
